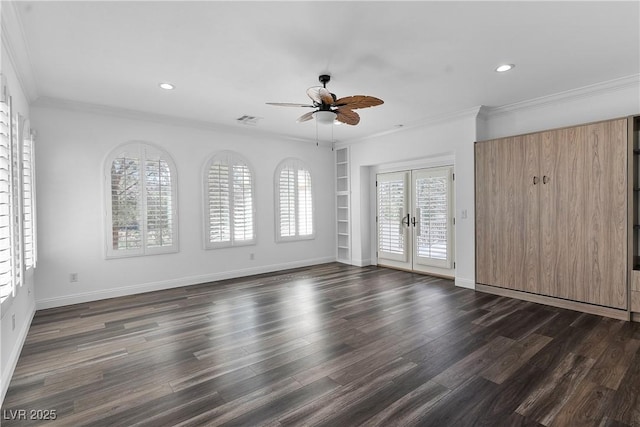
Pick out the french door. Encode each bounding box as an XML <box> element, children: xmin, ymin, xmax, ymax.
<box><xmin>376</xmin><ymin>166</ymin><xmax>454</xmax><ymax>277</ymax></box>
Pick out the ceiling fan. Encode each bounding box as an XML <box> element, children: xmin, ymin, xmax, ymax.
<box><xmin>266</xmin><ymin>75</ymin><xmax>383</xmax><ymax>126</ymax></box>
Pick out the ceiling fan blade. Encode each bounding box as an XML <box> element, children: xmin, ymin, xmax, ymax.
<box><xmin>266</xmin><ymin>102</ymin><xmax>315</xmax><ymax>108</ymax></box>
<box><xmin>306</xmin><ymin>87</ymin><xmax>334</xmax><ymax>105</ymax></box>
<box><xmin>335</xmin><ymin>109</ymin><xmax>360</xmax><ymax>126</ymax></box>
<box><xmin>334</xmin><ymin>95</ymin><xmax>384</xmax><ymax>110</ymax></box>
<box><xmin>296</xmin><ymin>111</ymin><xmax>315</xmax><ymax>123</ymax></box>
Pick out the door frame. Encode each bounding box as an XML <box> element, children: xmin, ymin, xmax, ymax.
<box><xmin>371</xmin><ymin>155</ymin><xmax>455</xmax><ymax>278</ymax></box>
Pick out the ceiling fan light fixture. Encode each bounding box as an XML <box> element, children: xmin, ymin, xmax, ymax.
<box><xmin>314</xmin><ymin>110</ymin><xmax>337</xmax><ymax>125</ymax></box>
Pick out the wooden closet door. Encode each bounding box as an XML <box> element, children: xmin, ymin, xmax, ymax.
<box><xmin>539</xmin><ymin>127</ymin><xmax>586</xmax><ymax>300</ymax></box>
<box><xmin>476</xmin><ymin>136</ymin><xmax>539</xmax><ymax>291</ymax></box>
<box><xmin>539</xmin><ymin>119</ymin><xmax>627</xmax><ymax>308</ymax></box>
<box><xmin>521</xmin><ymin>133</ymin><xmax>542</xmax><ymax>294</ymax></box>
<box><xmin>583</xmin><ymin>119</ymin><xmax>627</xmax><ymax>308</ymax></box>
<box><xmin>475</xmin><ymin>140</ymin><xmax>494</xmax><ymax>285</ymax></box>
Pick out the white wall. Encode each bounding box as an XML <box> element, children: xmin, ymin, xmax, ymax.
<box><xmin>0</xmin><ymin>34</ymin><xmax>36</xmax><ymax>403</ymax></box>
<box><xmin>480</xmin><ymin>76</ymin><xmax>640</xmax><ymax>140</ymax></box>
<box><xmin>31</xmin><ymin>105</ymin><xmax>335</xmax><ymax>309</ymax></box>
<box><xmin>345</xmin><ymin>109</ymin><xmax>479</xmax><ymax>289</ymax></box>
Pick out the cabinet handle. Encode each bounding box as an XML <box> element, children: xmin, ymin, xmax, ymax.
<box><xmin>533</xmin><ymin>176</ymin><xmax>539</xmax><ymax>185</ymax></box>
<box><xmin>543</xmin><ymin>175</ymin><xmax>550</xmax><ymax>184</ymax></box>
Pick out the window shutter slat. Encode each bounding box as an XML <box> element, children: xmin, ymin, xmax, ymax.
<box><xmin>0</xmin><ymin>97</ymin><xmax>14</xmax><ymax>305</ymax></box>
<box><xmin>415</xmin><ymin>171</ymin><xmax>450</xmax><ymax>262</ymax></box>
<box><xmin>276</xmin><ymin>159</ymin><xmax>313</xmax><ymax>241</ymax></box>
<box><xmin>145</xmin><ymin>159</ymin><xmax>173</xmax><ymax>248</ymax></box>
<box><xmin>206</xmin><ymin>153</ymin><xmax>255</xmax><ymax>247</ymax></box>
<box><xmin>377</xmin><ymin>178</ymin><xmax>405</xmax><ymax>254</ymax></box>
<box><xmin>22</xmin><ymin>133</ymin><xmax>35</xmax><ymax>268</ymax></box>
<box><xmin>232</xmin><ymin>164</ymin><xmax>253</xmax><ymax>242</ymax></box>
<box><xmin>111</xmin><ymin>157</ymin><xmax>142</xmax><ymax>250</ymax></box>
<box><xmin>208</xmin><ymin>162</ymin><xmax>231</xmax><ymax>243</ymax></box>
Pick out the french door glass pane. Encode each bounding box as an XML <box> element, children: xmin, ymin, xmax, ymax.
<box><xmin>415</xmin><ymin>172</ymin><xmax>449</xmax><ymax>261</ymax></box>
<box><xmin>377</xmin><ymin>177</ymin><xmax>405</xmax><ymax>255</ymax></box>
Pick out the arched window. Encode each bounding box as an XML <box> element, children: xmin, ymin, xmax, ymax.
<box><xmin>204</xmin><ymin>151</ymin><xmax>255</xmax><ymax>248</ymax></box>
<box><xmin>105</xmin><ymin>142</ymin><xmax>178</xmax><ymax>258</ymax></box>
<box><xmin>275</xmin><ymin>158</ymin><xmax>314</xmax><ymax>241</ymax></box>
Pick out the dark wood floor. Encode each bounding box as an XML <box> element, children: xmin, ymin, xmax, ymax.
<box><xmin>3</xmin><ymin>263</ymin><xmax>640</xmax><ymax>426</ymax></box>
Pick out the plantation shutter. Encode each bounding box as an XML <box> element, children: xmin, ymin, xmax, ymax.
<box><xmin>111</xmin><ymin>156</ymin><xmax>142</xmax><ymax>251</ymax></box>
<box><xmin>232</xmin><ymin>163</ymin><xmax>253</xmax><ymax>242</ymax></box>
<box><xmin>377</xmin><ymin>172</ymin><xmax>407</xmax><ymax>257</ymax></box>
<box><xmin>278</xmin><ymin>167</ymin><xmax>296</xmax><ymax>238</ymax></box>
<box><xmin>0</xmin><ymin>96</ymin><xmax>13</xmax><ymax>304</ymax></box>
<box><xmin>11</xmin><ymin>108</ymin><xmax>22</xmax><ymax>290</ymax></box>
<box><xmin>415</xmin><ymin>170</ymin><xmax>450</xmax><ymax>261</ymax></box>
<box><xmin>205</xmin><ymin>152</ymin><xmax>255</xmax><ymax>248</ymax></box>
<box><xmin>145</xmin><ymin>157</ymin><xmax>173</xmax><ymax>248</ymax></box>
<box><xmin>22</xmin><ymin>133</ymin><xmax>35</xmax><ymax>269</ymax></box>
<box><xmin>297</xmin><ymin>169</ymin><xmax>312</xmax><ymax>236</ymax></box>
<box><xmin>276</xmin><ymin>159</ymin><xmax>314</xmax><ymax>241</ymax></box>
<box><xmin>107</xmin><ymin>142</ymin><xmax>178</xmax><ymax>257</ymax></box>
<box><xmin>208</xmin><ymin>161</ymin><xmax>231</xmax><ymax>243</ymax></box>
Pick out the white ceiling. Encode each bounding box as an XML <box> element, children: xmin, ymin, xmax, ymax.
<box><xmin>13</xmin><ymin>1</ymin><xmax>640</xmax><ymax>144</ymax></box>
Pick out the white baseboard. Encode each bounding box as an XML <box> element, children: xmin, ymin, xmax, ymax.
<box><xmin>351</xmin><ymin>258</ymin><xmax>372</xmax><ymax>267</ymax></box>
<box><xmin>1</xmin><ymin>300</ymin><xmax>36</xmax><ymax>405</ymax></box>
<box><xmin>455</xmin><ymin>277</ymin><xmax>476</xmax><ymax>290</ymax></box>
<box><xmin>36</xmin><ymin>257</ymin><xmax>336</xmax><ymax>310</ymax></box>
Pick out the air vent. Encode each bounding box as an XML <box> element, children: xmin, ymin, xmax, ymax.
<box><xmin>236</xmin><ymin>115</ymin><xmax>261</xmax><ymax>126</ymax></box>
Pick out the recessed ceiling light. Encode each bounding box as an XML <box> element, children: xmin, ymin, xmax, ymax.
<box><xmin>495</xmin><ymin>64</ymin><xmax>515</xmax><ymax>73</ymax></box>
<box><xmin>159</xmin><ymin>82</ymin><xmax>175</xmax><ymax>90</ymax></box>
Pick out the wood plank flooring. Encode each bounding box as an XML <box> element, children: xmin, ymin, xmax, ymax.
<box><xmin>3</xmin><ymin>263</ymin><xmax>640</xmax><ymax>426</ymax></box>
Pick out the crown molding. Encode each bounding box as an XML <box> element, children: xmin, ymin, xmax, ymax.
<box><xmin>343</xmin><ymin>105</ymin><xmax>484</xmax><ymax>146</ymax></box>
<box><xmin>1</xmin><ymin>1</ymin><xmax>38</xmax><ymax>102</ymax></box>
<box><xmin>484</xmin><ymin>74</ymin><xmax>640</xmax><ymax>118</ymax></box>
<box><xmin>31</xmin><ymin>96</ymin><xmax>331</xmax><ymax>146</ymax></box>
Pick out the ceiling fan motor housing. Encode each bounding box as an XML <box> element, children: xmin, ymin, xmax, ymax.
<box><xmin>319</xmin><ymin>74</ymin><xmax>331</xmax><ymax>87</ymax></box>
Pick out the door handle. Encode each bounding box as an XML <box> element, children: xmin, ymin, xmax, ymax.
<box><xmin>543</xmin><ymin>175</ymin><xmax>550</xmax><ymax>184</ymax></box>
<box><xmin>402</xmin><ymin>213</ymin><xmax>410</xmax><ymax>227</ymax></box>
<box><xmin>533</xmin><ymin>176</ymin><xmax>539</xmax><ymax>185</ymax></box>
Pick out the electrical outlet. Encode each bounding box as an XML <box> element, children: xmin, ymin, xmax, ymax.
<box><xmin>249</xmin><ymin>253</ymin><xmax>255</xmax><ymax>260</ymax></box>
<box><xmin>12</xmin><ymin>314</ymin><xmax>15</xmax><ymax>331</ymax></box>
<box><xmin>70</xmin><ymin>273</ymin><xmax>78</xmax><ymax>282</ymax></box>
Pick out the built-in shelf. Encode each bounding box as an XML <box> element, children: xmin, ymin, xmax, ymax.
<box><xmin>631</xmin><ymin>115</ymin><xmax>640</xmax><ymax>272</ymax></box>
<box><xmin>336</xmin><ymin>147</ymin><xmax>351</xmax><ymax>263</ymax></box>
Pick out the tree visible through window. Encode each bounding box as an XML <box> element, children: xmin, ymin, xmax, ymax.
<box><xmin>106</xmin><ymin>143</ymin><xmax>177</xmax><ymax>257</ymax></box>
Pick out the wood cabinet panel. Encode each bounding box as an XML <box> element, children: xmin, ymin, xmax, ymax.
<box><xmin>476</xmin><ymin>136</ymin><xmax>539</xmax><ymax>292</ymax></box>
<box><xmin>522</xmin><ymin>133</ymin><xmax>541</xmax><ymax>294</ymax></box>
<box><xmin>475</xmin><ymin>141</ymin><xmax>491</xmax><ymax>285</ymax></box>
<box><xmin>582</xmin><ymin>119</ymin><xmax>627</xmax><ymax>308</ymax></box>
<box><xmin>476</xmin><ymin>138</ymin><xmax>504</xmax><ymax>286</ymax></box>
<box><xmin>498</xmin><ymin>136</ymin><xmax>525</xmax><ymax>290</ymax></box>
<box><xmin>475</xmin><ymin>118</ymin><xmax>628</xmax><ymax>310</ymax></box>
<box><xmin>540</xmin><ymin>126</ymin><xmax>588</xmax><ymax>302</ymax></box>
